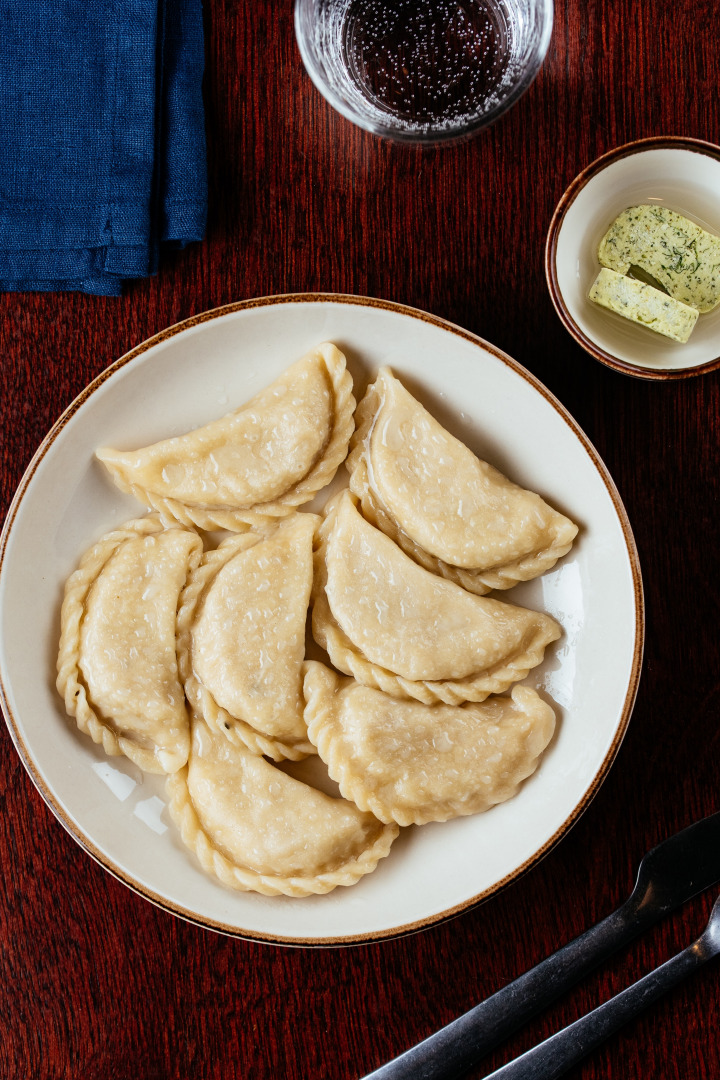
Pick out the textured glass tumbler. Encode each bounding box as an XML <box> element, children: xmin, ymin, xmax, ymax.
<box><xmin>294</xmin><ymin>0</ymin><xmax>553</xmax><ymax>144</ymax></box>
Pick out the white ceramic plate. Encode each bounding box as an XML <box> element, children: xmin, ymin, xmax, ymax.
<box><xmin>546</xmin><ymin>137</ymin><xmax>720</xmax><ymax>379</ymax></box>
<box><xmin>0</xmin><ymin>295</ymin><xmax>643</xmax><ymax>946</ymax></box>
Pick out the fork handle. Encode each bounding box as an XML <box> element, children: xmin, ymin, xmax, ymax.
<box><xmin>481</xmin><ymin>935</ymin><xmax>715</xmax><ymax>1080</ymax></box>
<box><xmin>361</xmin><ymin>897</ymin><xmax>649</xmax><ymax>1080</ymax></box>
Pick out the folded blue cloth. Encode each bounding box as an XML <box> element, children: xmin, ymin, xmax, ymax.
<box><xmin>0</xmin><ymin>0</ymin><xmax>206</xmax><ymax>295</ymax></box>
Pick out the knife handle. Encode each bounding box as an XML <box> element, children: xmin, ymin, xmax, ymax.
<box><xmin>481</xmin><ymin>933</ymin><xmax>715</xmax><ymax>1080</ymax></box>
<box><xmin>361</xmin><ymin>898</ymin><xmax>645</xmax><ymax>1080</ymax></box>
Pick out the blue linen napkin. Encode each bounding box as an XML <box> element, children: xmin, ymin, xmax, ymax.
<box><xmin>0</xmin><ymin>0</ymin><xmax>206</xmax><ymax>295</ymax></box>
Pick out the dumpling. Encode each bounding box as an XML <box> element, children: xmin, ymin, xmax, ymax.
<box><xmin>166</xmin><ymin>717</ymin><xmax>399</xmax><ymax>896</ymax></box>
<box><xmin>346</xmin><ymin>368</ymin><xmax>578</xmax><ymax>593</ymax></box>
<box><xmin>304</xmin><ymin>662</ymin><xmax>556</xmax><ymax>826</ymax></box>
<box><xmin>177</xmin><ymin>514</ymin><xmax>318</xmax><ymax>761</ymax></box>
<box><xmin>57</xmin><ymin>516</ymin><xmax>203</xmax><ymax>773</ymax></box>
<box><xmin>311</xmin><ymin>492</ymin><xmax>561</xmax><ymax>705</ymax></box>
<box><xmin>96</xmin><ymin>343</ymin><xmax>355</xmax><ymax>532</ymax></box>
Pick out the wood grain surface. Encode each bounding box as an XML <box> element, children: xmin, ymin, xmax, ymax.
<box><xmin>1</xmin><ymin>1</ymin><xmax>719</xmax><ymax>1078</ymax></box>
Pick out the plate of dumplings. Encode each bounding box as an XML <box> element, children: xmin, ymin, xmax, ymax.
<box><xmin>0</xmin><ymin>294</ymin><xmax>643</xmax><ymax>944</ymax></box>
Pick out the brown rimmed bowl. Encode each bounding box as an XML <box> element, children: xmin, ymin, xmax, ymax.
<box><xmin>0</xmin><ymin>294</ymin><xmax>643</xmax><ymax>945</ymax></box>
<box><xmin>545</xmin><ymin>136</ymin><xmax>720</xmax><ymax>380</ymax></box>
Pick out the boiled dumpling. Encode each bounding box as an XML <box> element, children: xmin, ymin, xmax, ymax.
<box><xmin>166</xmin><ymin>717</ymin><xmax>398</xmax><ymax>896</ymax></box>
<box><xmin>311</xmin><ymin>492</ymin><xmax>561</xmax><ymax>705</ymax></box>
<box><xmin>97</xmin><ymin>343</ymin><xmax>355</xmax><ymax>531</ymax></box>
<box><xmin>57</xmin><ymin>516</ymin><xmax>202</xmax><ymax>773</ymax></box>
<box><xmin>347</xmin><ymin>368</ymin><xmax>578</xmax><ymax>593</ymax></box>
<box><xmin>304</xmin><ymin>662</ymin><xmax>556</xmax><ymax>826</ymax></box>
<box><xmin>177</xmin><ymin>514</ymin><xmax>318</xmax><ymax>761</ymax></box>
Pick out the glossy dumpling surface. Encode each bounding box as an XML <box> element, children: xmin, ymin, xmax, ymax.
<box><xmin>347</xmin><ymin>368</ymin><xmax>578</xmax><ymax>593</ymax></box>
<box><xmin>166</xmin><ymin>718</ymin><xmax>398</xmax><ymax>896</ymax></box>
<box><xmin>312</xmin><ymin>492</ymin><xmax>561</xmax><ymax>704</ymax></box>
<box><xmin>96</xmin><ymin>343</ymin><xmax>355</xmax><ymax>531</ymax></box>
<box><xmin>304</xmin><ymin>662</ymin><xmax>556</xmax><ymax>826</ymax></box>
<box><xmin>57</xmin><ymin>516</ymin><xmax>202</xmax><ymax>773</ymax></box>
<box><xmin>177</xmin><ymin>514</ymin><xmax>318</xmax><ymax>760</ymax></box>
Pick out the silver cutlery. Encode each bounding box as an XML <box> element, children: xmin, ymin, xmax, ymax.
<box><xmin>482</xmin><ymin>891</ymin><xmax>720</xmax><ymax>1079</ymax></box>
<box><xmin>361</xmin><ymin>810</ymin><xmax>720</xmax><ymax>1080</ymax></box>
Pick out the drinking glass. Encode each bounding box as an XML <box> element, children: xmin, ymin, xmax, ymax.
<box><xmin>294</xmin><ymin>0</ymin><xmax>553</xmax><ymax>144</ymax></box>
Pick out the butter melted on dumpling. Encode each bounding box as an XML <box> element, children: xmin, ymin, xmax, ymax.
<box><xmin>166</xmin><ymin>718</ymin><xmax>398</xmax><ymax>896</ymax></box>
<box><xmin>57</xmin><ymin>516</ymin><xmax>202</xmax><ymax>773</ymax></box>
<box><xmin>96</xmin><ymin>343</ymin><xmax>355</xmax><ymax>531</ymax></box>
<box><xmin>347</xmin><ymin>368</ymin><xmax>578</xmax><ymax>593</ymax></box>
<box><xmin>312</xmin><ymin>492</ymin><xmax>561</xmax><ymax>705</ymax></box>
<box><xmin>177</xmin><ymin>514</ymin><xmax>318</xmax><ymax>760</ymax></box>
<box><xmin>304</xmin><ymin>662</ymin><xmax>556</xmax><ymax>826</ymax></box>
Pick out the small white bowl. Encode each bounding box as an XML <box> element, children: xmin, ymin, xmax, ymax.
<box><xmin>545</xmin><ymin>137</ymin><xmax>720</xmax><ymax>379</ymax></box>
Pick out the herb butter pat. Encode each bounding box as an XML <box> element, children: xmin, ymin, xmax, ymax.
<box><xmin>588</xmin><ymin>268</ymin><xmax>699</xmax><ymax>343</ymax></box>
<box><xmin>598</xmin><ymin>205</ymin><xmax>720</xmax><ymax>312</ymax></box>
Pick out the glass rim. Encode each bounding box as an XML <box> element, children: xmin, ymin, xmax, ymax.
<box><xmin>293</xmin><ymin>0</ymin><xmax>555</xmax><ymax>145</ymax></box>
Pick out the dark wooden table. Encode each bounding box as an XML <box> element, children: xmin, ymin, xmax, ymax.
<box><xmin>1</xmin><ymin>1</ymin><xmax>719</xmax><ymax>1077</ymax></box>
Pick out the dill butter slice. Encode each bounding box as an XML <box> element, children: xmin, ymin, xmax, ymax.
<box><xmin>598</xmin><ymin>205</ymin><xmax>720</xmax><ymax>312</ymax></box>
<box><xmin>589</xmin><ymin>268</ymin><xmax>699</xmax><ymax>343</ymax></box>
